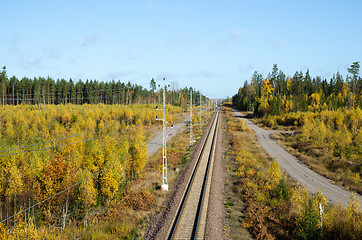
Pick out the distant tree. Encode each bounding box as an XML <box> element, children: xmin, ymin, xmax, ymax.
<box><xmin>347</xmin><ymin>62</ymin><xmax>360</xmax><ymax>108</ymax></box>
<box><xmin>8</xmin><ymin>76</ymin><xmax>17</xmax><ymax>105</ymax></box>
<box><xmin>262</xmin><ymin>79</ymin><xmax>274</xmax><ymax>98</ymax></box>
<box><xmin>251</xmin><ymin>71</ymin><xmax>263</xmax><ymax>98</ymax></box>
<box><xmin>0</xmin><ymin>66</ymin><xmax>7</xmax><ymax>105</ymax></box>
<box><xmin>69</xmin><ymin>78</ymin><xmax>76</xmax><ymax>104</ymax></box>
<box><xmin>48</xmin><ymin>77</ymin><xmax>56</xmax><ymax>104</ymax></box>
<box><xmin>75</xmin><ymin>79</ymin><xmax>84</xmax><ymax>104</ymax></box>
<box><xmin>270</xmin><ymin>64</ymin><xmax>278</xmax><ymax>94</ymax></box>
<box><xmin>150</xmin><ymin>78</ymin><xmax>156</xmax><ymax>92</ymax></box>
<box><xmin>335</xmin><ymin>71</ymin><xmax>344</xmax><ymax>93</ymax></box>
<box><xmin>304</xmin><ymin>69</ymin><xmax>313</xmax><ymax>95</ymax></box>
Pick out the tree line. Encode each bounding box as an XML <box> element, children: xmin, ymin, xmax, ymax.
<box><xmin>232</xmin><ymin>62</ymin><xmax>361</xmax><ymax>116</ymax></box>
<box><xmin>0</xmin><ymin>66</ymin><xmax>206</xmax><ymax>108</ymax></box>
<box><xmin>231</xmin><ymin>63</ymin><xmax>362</xmax><ymax>198</ymax></box>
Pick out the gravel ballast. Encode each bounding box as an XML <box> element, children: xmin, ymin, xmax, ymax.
<box><xmin>144</xmin><ymin>113</ymin><xmax>216</xmax><ymax>240</ymax></box>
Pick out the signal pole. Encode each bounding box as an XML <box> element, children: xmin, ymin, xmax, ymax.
<box><xmin>208</xmin><ymin>99</ymin><xmax>210</xmax><ymax>118</ymax></box>
<box><xmin>156</xmin><ymin>78</ymin><xmax>169</xmax><ymax>191</ymax></box>
<box><xmin>190</xmin><ymin>88</ymin><xmax>193</xmax><ymax>146</ymax></box>
<box><xmin>199</xmin><ymin>94</ymin><xmax>202</xmax><ymax>130</ymax></box>
<box><xmin>209</xmin><ymin>99</ymin><xmax>211</xmax><ymax>118</ymax></box>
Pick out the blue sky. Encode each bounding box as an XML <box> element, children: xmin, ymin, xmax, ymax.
<box><xmin>1</xmin><ymin>1</ymin><xmax>361</xmax><ymax>98</ymax></box>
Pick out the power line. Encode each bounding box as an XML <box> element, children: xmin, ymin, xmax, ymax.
<box><xmin>0</xmin><ymin>140</ymin><xmax>148</xmax><ymax>224</ymax></box>
<box><xmin>2</xmin><ymin>94</ymin><xmax>126</xmax><ymax>102</ymax></box>
<box><xmin>75</xmin><ymin>171</ymin><xmax>158</xmax><ymax>239</ymax></box>
<box><xmin>110</xmin><ymin>187</ymin><xmax>156</xmax><ymax>239</ymax></box>
<box><xmin>0</xmin><ymin>88</ymin><xmax>125</xmax><ymax>98</ymax></box>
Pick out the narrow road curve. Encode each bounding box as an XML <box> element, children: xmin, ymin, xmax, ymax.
<box><xmin>147</xmin><ymin>116</ymin><xmax>189</xmax><ymax>155</ymax></box>
<box><xmin>233</xmin><ymin>110</ymin><xmax>362</xmax><ymax>207</ymax></box>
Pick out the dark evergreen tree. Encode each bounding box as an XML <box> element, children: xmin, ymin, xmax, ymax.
<box><xmin>0</xmin><ymin>66</ymin><xmax>7</xmax><ymax>105</ymax></box>
<box><xmin>347</xmin><ymin>61</ymin><xmax>360</xmax><ymax>108</ymax></box>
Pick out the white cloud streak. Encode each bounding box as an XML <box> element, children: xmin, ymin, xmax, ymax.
<box><xmin>217</xmin><ymin>28</ymin><xmax>249</xmax><ymax>44</ymax></box>
<box><xmin>80</xmin><ymin>34</ymin><xmax>101</xmax><ymax>48</ymax></box>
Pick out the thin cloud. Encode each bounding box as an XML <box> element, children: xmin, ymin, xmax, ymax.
<box><xmin>8</xmin><ymin>35</ymin><xmax>48</xmax><ymax>72</ymax></box>
<box><xmin>125</xmin><ymin>49</ymin><xmax>145</xmax><ymax>62</ymax></box>
<box><xmin>231</xmin><ymin>29</ymin><xmax>249</xmax><ymax>41</ymax></box>
<box><xmin>261</xmin><ymin>33</ymin><xmax>283</xmax><ymax>47</ymax></box>
<box><xmin>166</xmin><ymin>34</ymin><xmax>195</xmax><ymax>45</ymax></box>
<box><xmin>167</xmin><ymin>34</ymin><xmax>183</xmax><ymax>45</ymax></box>
<box><xmin>128</xmin><ymin>55</ymin><xmax>144</xmax><ymax>61</ymax></box>
<box><xmin>145</xmin><ymin>1</ymin><xmax>159</xmax><ymax>10</ymax></box>
<box><xmin>104</xmin><ymin>71</ymin><xmax>150</xmax><ymax>83</ymax></box>
<box><xmin>18</xmin><ymin>56</ymin><xmax>43</xmax><ymax>71</ymax></box>
<box><xmin>80</xmin><ymin>34</ymin><xmax>101</xmax><ymax>48</ymax></box>
<box><xmin>9</xmin><ymin>34</ymin><xmax>22</xmax><ymax>53</ymax></box>
<box><xmin>218</xmin><ymin>28</ymin><xmax>249</xmax><ymax>44</ymax></box>
<box><xmin>42</xmin><ymin>46</ymin><xmax>61</xmax><ymax>60</ymax></box>
<box><xmin>239</xmin><ymin>63</ymin><xmax>257</xmax><ymax>72</ymax></box>
<box><xmin>188</xmin><ymin>70</ymin><xmax>221</xmax><ymax>79</ymax></box>
<box><xmin>104</xmin><ymin>70</ymin><xmax>137</xmax><ymax>80</ymax></box>
<box><xmin>271</xmin><ymin>38</ymin><xmax>282</xmax><ymax>47</ymax></box>
<box><xmin>156</xmin><ymin>72</ymin><xmax>180</xmax><ymax>80</ymax></box>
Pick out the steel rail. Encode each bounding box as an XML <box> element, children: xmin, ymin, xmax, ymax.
<box><xmin>191</xmin><ymin>111</ymin><xmax>219</xmax><ymax>239</ymax></box>
<box><xmin>167</xmin><ymin>109</ymin><xmax>219</xmax><ymax>240</ymax></box>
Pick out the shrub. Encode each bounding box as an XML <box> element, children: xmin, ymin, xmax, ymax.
<box><xmin>297</xmin><ymin>198</ymin><xmax>321</xmax><ymax>240</ymax></box>
<box><xmin>277</xmin><ymin>179</ymin><xmax>290</xmax><ymax>201</ymax></box>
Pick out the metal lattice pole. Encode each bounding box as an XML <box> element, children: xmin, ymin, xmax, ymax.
<box><xmin>190</xmin><ymin>88</ymin><xmax>193</xmax><ymax>146</ymax></box>
<box><xmin>199</xmin><ymin>94</ymin><xmax>202</xmax><ymax>130</ymax></box>
<box><xmin>208</xmin><ymin>99</ymin><xmax>210</xmax><ymax>118</ymax></box>
<box><xmin>162</xmin><ymin>81</ymin><xmax>168</xmax><ymax>190</ymax></box>
<box><xmin>156</xmin><ymin>78</ymin><xmax>168</xmax><ymax>191</ymax></box>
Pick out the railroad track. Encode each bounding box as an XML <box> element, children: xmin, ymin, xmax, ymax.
<box><xmin>167</xmin><ymin>109</ymin><xmax>220</xmax><ymax>240</ymax></box>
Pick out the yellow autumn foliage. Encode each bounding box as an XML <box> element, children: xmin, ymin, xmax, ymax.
<box><xmin>266</xmin><ymin>160</ymin><xmax>281</xmax><ymax>190</ymax></box>
<box><xmin>0</xmin><ymin>103</ymin><xmax>182</xmax><ymax>236</ymax></box>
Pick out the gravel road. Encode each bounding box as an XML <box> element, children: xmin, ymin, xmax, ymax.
<box><xmin>233</xmin><ymin>110</ymin><xmax>362</xmax><ymax>207</ymax></box>
<box><xmin>147</xmin><ymin>116</ymin><xmax>189</xmax><ymax>155</ymax></box>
